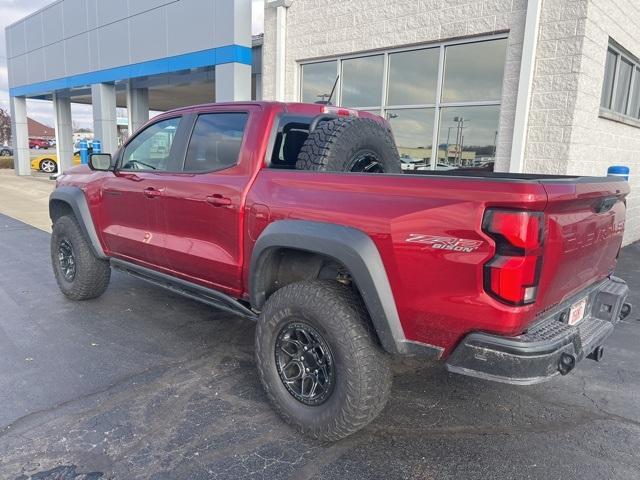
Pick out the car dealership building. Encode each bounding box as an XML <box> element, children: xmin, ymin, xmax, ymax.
<box><xmin>5</xmin><ymin>0</ymin><xmax>640</xmax><ymax>244</ymax></box>
<box><xmin>6</xmin><ymin>0</ymin><xmax>256</xmax><ymax>174</ymax></box>
<box><xmin>262</xmin><ymin>0</ymin><xmax>640</xmax><ymax>245</ymax></box>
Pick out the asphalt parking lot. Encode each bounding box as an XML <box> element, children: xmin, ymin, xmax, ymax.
<box><xmin>0</xmin><ymin>212</ymin><xmax>639</xmax><ymax>480</ymax></box>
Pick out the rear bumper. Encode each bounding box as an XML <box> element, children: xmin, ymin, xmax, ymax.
<box><xmin>445</xmin><ymin>276</ymin><xmax>630</xmax><ymax>385</ymax></box>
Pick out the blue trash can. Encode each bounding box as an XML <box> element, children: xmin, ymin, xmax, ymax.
<box><xmin>607</xmin><ymin>165</ymin><xmax>630</xmax><ymax>181</ymax></box>
<box><xmin>93</xmin><ymin>139</ymin><xmax>102</xmax><ymax>154</ymax></box>
<box><xmin>79</xmin><ymin>140</ymin><xmax>88</xmax><ymax>165</ymax></box>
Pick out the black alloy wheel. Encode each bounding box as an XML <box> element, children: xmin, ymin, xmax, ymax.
<box><xmin>58</xmin><ymin>239</ymin><xmax>76</xmax><ymax>281</ymax></box>
<box><xmin>275</xmin><ymin>321</ymin><xmax>335</xmax><ymax>405</ymax></box>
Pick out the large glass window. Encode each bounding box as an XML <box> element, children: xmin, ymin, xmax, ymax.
<box><xmin>386</xmin><ymin>108</ymin><xmax>435</xmax><ymax>170</ymax></box>
<box><xmin>301</xmin><ymin>61</ymin><xmax>337</xmax><ymax>103</ymax></box>
<box><xmin>600</xmin><ymin>41</ymin><xmax>640</xmax><ymax>120</ymax></box>
<box><xmin>629</xmin><ymin>67</ymin><xmax>640</xmax><ymax>118</ymax></box>
<box><xmin>614</xmin><ymin>57</ymin><xmax>633</xmax><ymax>114</ymax></box>
<box><xmin>121</xmin><ymin>117</ymin><xmax>180</xmax><ymax>171</ymax></box>
<box><xmin>387</xmin><ymin>48</ymin><xmax>439</xmax><ymax>106</ymax></box>
<box><xmin>601</xmin><ymin>49</ymin><xmax>617</xmax><ymax>109</ymax></box>
<box><xmin>341</xmin><ymin>55</ymin><xmax>384</xmax><ymax>108</ymax></box>
<box><xmin>438</xmin><ymin>106</ymin><xmax>500</xmax><ymax>168</ymax></box>
<box><xmin>442</xmin><ymin>39</ymin><xmax>507</xmax><ymax>102</ymax></box>
<box><xmin>299</xmin><ymin>37</ymin><xmax>508</xmax><ymax>171</ymax></box>
<box><xmin>183</xmin><ymin>113</ymin><xmax>248</xmax><ymax>172</ymax></box>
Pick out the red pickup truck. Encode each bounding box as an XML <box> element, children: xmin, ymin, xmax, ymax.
<box><xmin>49</xmin><ymin>101</ymin><xmax>631</xmax><ymax>440</ymax></box>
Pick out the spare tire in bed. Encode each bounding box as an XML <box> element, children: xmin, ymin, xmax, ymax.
<box><xmin>295</xmin><ymin>117</ymin><xmax>402</xmax><ymax>174</ymax></box>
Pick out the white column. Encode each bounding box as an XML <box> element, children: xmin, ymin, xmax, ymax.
<box><xmin>9</xmin><ymin>96</ymin><xmax>30</xmax><ymax>176</ymax></box>
<box><xmin>126</xmin><ymin>82</ymin><xmax>149</xmax><ymax>136</ymax></box>
<box><xmin>215</xmin><ymin>63</ymin><xmax>251</xmax><ymax>102</ymax></box>
<box><xmin>91</xmin><ymin>83</ymin><xmax>118</xmax><ymax>154</ymax></box>
<box><xmin>509</xmin><ymin>0</ymin><xmax>542</xmax><ymax>173</ymax></box>
<box><xmin>52</xmin><ymin>93</ymin><xmax>74</xmax><ymax>174</ymax></box>
<box><xmin>274</xmin><ymin>5</ymin><xmax>287</xmax><ymax>101</ymax></box>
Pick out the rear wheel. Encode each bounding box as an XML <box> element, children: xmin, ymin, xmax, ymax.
<box><xmin>255</xmin><ymin>280</ymin><xmax>392</xmax><ymax>441</ymax></box>
<box><xmin>51</xmin><ymin>215</ymin><xmax>110</xmax><ymax>300</ymax></box>
<box><xmin>40</xmin><ymin>158</ymin><xmax>57</xmax><ymax>173</ymax></box>
<box><xmin>296</xmin><ymin>117</ymin><xmax>402</xmax><ymax>174</ymax></box>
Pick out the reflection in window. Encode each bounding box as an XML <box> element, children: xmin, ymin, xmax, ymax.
<box><xmin>341</xmin><ymin>55</ymin><xmax>384</xmax><ymax>107</ymax></box>
<box><xmin>121</xmin><ymin>117</ymin><xmax>180</xmax><ymax>171</ymax></box>
<box><xmin>387</xmin><ymin>48</ymin><xmax>439</xmax><ymax>106</ymax></box>
<box><xmin>629</xmin><ymin>67</ymin><xmax>640</xmax><ymax>119</ymax></box>
<box><xmin>438</xmin><ymin>106</ymin><xmax>500</xmax><ymax>170</ymax></box>
<box><xmin>614</xmin><ymin>58</ymin><xmax>633</xmax><ymax>114</ymax></box>
<box><xmin>442</xmin><ymin>39</ymin><xmax>508</xmax><ymax>102</ymax></box>
<box><xmin>386</xmin><ymin>108</ymin><xmax>434</xmax><ymax>171</ymax></box>
<box><xmin>301</xmin><ymin>61</ymin><xmax>337</xmax><ymax>103</ymax></box>
<box><xmin>601</xmin><ymin>49</ymin><xmax>617</xmax><ymax>109</ymax></box>
<box><xmin>184</xmin><ymin>113</ymin><xmax>248</xmax><ymax>172</ymax></box>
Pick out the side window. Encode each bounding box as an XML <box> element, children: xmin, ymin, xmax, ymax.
<box><xmin>183</xmin><ymin>113</ymin><xmax>248</xmax><ymax>172</ymax></box>
<box><xmin>121</xmin><ymin>117</ymin><xmax>181</xmax><ymax>171</ymax></box>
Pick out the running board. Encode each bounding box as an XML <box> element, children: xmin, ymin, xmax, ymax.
<box><xmin>110</xmin><ymin>258</ymin><xmax>257</xmax><ymax>320</ymax></box>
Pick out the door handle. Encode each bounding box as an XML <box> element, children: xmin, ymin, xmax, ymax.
<box><xmin>206</xmin><ymin>194</ymin><xmax>232</xmax><ymax>207</ymax></box>
<box><xmin>143</xmin><ymin>187</ymin><xmax>162</xmax><ymax>198</ymax></box>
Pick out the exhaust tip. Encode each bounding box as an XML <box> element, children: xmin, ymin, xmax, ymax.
<box><xmin>587</xmin><ymin>346</ymin><xmax>605</xmax><ymax>362</ymax></box>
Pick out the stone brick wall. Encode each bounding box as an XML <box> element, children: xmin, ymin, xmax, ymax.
<box><xmin>570</xmin><ymin>0</ymin><xmax>640</xmax><ymax>245</ymax></box>
<box><xmin>262</xmin><ymin>0</ymin><xmax>528</xmax><ymax>167</ymax></box>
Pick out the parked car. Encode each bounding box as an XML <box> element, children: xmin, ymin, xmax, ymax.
<box><xmin>0</xmin><ymin>145</ymin><xmax>13</xmax><ymax>157</ymax></box>
<box><xmin>31</xmin><ymin>150</ymin><xmax>87</xmax><ymax>173</ymax></box>
<box><xmin>48</xmin><ymin>101</ymin><xmax>631</xmax><ymax>441</ymax></box>
<box><xmin>29</xmin><ymin>138</ymin><xmax>51</xmax><ymax>149</ymax></box>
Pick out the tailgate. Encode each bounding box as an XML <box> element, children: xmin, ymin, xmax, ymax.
<box><xmin>537</xmin><ymin>177</ymin><xmax>629</xmax><ymax>309</ymax></box>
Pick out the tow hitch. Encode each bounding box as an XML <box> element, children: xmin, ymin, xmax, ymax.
<box><xmin>587</xmin><ymin>345</ymin><xmax>605</xmax><ymax>362</ymax></box>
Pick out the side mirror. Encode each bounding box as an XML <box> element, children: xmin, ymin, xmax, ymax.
<box><xmin>89</xmin><ymin>153</ymin><xmax>114</xmax><ymax>171</ymax></box>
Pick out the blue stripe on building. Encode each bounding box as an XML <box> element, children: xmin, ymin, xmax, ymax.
<box><xmin>10</xmin><ymin>45</ymin><xmax>252</xmax><ymax>98</ymax></box>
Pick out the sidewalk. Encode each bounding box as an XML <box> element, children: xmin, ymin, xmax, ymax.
<box><xmin>0</xmin><ymin>169</ymin><xmax>54</xmax><ymax>232</ymax></box>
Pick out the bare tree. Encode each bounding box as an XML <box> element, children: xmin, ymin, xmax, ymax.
<box><xmin>0</xmin><ymin>108</ymin><xmax>11</xmax><ymax>146</ymax></box>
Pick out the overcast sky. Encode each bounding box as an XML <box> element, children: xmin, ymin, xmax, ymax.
<box><xmin>0</xmin><ymin>0</ymin><xmax>265</xmax><ymax>129</ymax></box>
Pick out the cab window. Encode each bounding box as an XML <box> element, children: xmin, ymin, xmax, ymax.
<box><xmin>121</xmin><ymin>117</ymin><xmax>181</xmax><ymax>171</ymax></box>
<box><xmin>183</xmin><ymin>113</ymin><xmax>248</xmax><ymax>172</ymax></box>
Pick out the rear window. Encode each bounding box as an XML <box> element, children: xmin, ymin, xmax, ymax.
<box><xmin>184</xmin><ymin>113</ymin><xmax>248</xmax><ymax>172</ymax></box>
<box><xmin>270</xmin><ymin>121</ymin><xmax>310</xmax><ymax>169</ymax></box>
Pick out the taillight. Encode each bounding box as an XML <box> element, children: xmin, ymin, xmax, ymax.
<box><xmin>482</xmin><ymin>209</ymin><xmax>544</xmax><ymax>306</ymax></box>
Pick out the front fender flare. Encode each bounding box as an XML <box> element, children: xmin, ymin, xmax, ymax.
<box><xmin>49</xmin><ymin>186</ymin><xmax>106</xmax><ymax>259</ymax></box>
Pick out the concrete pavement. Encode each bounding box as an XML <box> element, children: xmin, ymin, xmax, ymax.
<box><xmin>0</xmin><ymin>169</ymin><xmax>54</xmax><ymax>232</ymax></box>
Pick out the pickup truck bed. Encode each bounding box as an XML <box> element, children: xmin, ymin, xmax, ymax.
<box><xmin>48</xmin><ymin>101</ymin><xmax>631</xmax><ymax>440</ymax></box>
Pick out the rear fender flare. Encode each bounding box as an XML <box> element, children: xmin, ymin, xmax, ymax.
<box><xmin>249</xmin><ymin>220</ymin><xmax>439</xmax><ymax>356</ymax></box>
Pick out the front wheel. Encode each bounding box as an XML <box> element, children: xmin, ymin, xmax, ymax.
<box><xmin>255</xmin><ymin>280</ymin><xmax>392</xmax><ymax>441</ymax></box>
<box><xmin>51</xmin><ymin>215</ymin><xmax>111</xmax><ymax>300</ymax></box>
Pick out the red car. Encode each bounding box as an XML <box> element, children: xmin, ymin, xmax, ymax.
<box><xmin>48</xmin><ymin>101</ymin><xmax>631</xmax><ymax>440</ymax></box>
<box><xmin>29</xmin><ymin>138</ymin><xmax>51</xmax><ymax>149</ymax></box>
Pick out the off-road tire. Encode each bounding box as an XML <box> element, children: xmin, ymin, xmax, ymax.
<box><xmin>255</xmin><ymin>280</ymin><xmax>392</xmax><ymax>441</ymax></box>
<box><xmin>296</xmin><ymin>117</ymin><xmax>402</xmax><ymax>174</ymax></box>
<box><xmin>51</xmin><ymin>215</ymin><xmax>110</xmax><ymax>300</ymax></box>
